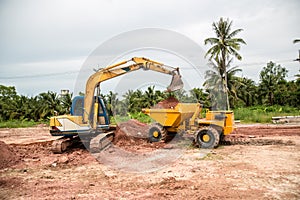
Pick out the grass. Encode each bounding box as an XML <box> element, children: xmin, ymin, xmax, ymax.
<box><xmin>110</xmin><ymin>112</ymin><xmax>152</xmax><ymax>124</ymax></box>
<box><xmin>0</xmin><ymin>120</ymin><xmax>48</xmax><ymax>128</ymax></box>
<box><xmin>234</xmin><ymin>105</ymin><xmax>300</xmax><ymax>123</ymax></box>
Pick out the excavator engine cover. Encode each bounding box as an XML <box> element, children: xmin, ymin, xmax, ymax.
<box><xmin>167</xmin><ymin>74</ymin><xmax>184</xmax><ymax>92</ymax></box>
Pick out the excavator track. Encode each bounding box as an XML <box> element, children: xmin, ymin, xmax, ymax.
<box><xmin>51</xmin><ymin>136</ymin><xmax>80</xmax><ymax>153</ymax></box>
<box><xmin>90</xmin><ymin>131</ymin><xmax>114</xmax><ymax>153</ymax></box>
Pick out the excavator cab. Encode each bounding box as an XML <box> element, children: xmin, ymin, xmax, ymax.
<box><xmin>71</xmin><ymin>96</ymin><xmax>110</xmax><ymax>129</ymax></box>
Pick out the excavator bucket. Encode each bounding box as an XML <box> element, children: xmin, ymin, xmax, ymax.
<box><xmin>167</xmin><ymin>74</ymin><xmax>184</xmax><ymax>92</ymax></box>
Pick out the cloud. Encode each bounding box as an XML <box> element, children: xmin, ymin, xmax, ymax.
<box><xmin>0</xmin><ymin>0</ymin><xmax>299</xmax><ymax>95</ymax></box>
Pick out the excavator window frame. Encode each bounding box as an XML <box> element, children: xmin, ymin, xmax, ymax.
<box><xmin>70</xmin><ymin>96</ymin><xmax>110</xmax><ymax>126</ymax></box>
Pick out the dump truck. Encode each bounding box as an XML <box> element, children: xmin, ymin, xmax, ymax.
<box><xmin>49</xmin><ymin>57</ymin><xmax>184</xmax><ymax>153</ymax></box>
<box><xmin>142</xmin><ymin>102</ymin><xmax>235</xmax><ymax>148</ymax></box>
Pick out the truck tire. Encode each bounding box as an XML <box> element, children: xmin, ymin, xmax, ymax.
<box><xmin>196</xmin><ymin>127</ymin><xmax>220</xmax><ymax>148</ymax></box>
<box><xmin>148</xmin><ymin>124</ymin><xmax>165</xmax><ymax>142</ymax></box>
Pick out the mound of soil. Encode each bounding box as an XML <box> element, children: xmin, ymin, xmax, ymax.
<box><xmin>113</xmin><ymin>120</ymin><xmax>167</xmax><ymax>152</ymax></box>
<box><xmin>0</xmin><ymin>141</ymin><xmax>19</xmax><ymax>169</ymax></box>
<box><xmin>153</xmin><ymin>97</ymin><xmax>179</xmax><ymax>109</ymax></box>
<box><xmin>113</xmin><ymin>119</ymin><xmax>149</xmax><ymax>145</ymax></box>
<box><xmin>116</xmin><ymin>119</ymin><xmax>149</xmax><ymax>139</ymax></box>
<box><xmin>112</xmin><ymin>97</ymin><xmax>180</xmax><ymax>150</ymax></box>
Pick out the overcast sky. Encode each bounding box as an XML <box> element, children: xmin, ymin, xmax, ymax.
<box><xmin>0</xmin><ymin>0</ymin><xmax>299</xmax><ymax>96</ymax></box>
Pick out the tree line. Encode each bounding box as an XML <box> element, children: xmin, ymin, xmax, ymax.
<box><xmin>0</xmin><ymin>86</ymin><xmax>72</xmax><ymax>121</ymax></box>
<box><xmin>0</xmin><ymin>17</ymin><xmax>299</xmax><ymax>122</ymax></box>
<box><xmin>0</xmin><ymin>60</ymin><xmax>299</xmax><ymax>122</ymax></box>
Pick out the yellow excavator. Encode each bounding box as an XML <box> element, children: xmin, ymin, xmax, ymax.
<box><xmin>49</xmin><ymin>57</ymin><xmax>184</xmax><ymax>153</ymax></box>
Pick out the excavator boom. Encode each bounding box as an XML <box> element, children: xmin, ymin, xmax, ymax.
<box><xmin>83</xmin><ymin>57</ymin><xmax>184</xmax><ymax>125</ymax></box>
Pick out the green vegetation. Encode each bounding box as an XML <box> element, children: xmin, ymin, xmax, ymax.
<box><xmin>110</xmin><ymin>113</ymin><xmax>152</xmax><ymax>125</ymax></box>
<box><xmin>204</xmin><ymin>17</ymin><xmax>246</xmax><ymax>110</ymax></box>
<box><xmin>0</xmin><ymin>120</ymin><xmax>47</xmax><ymax>128</ymax></box>
<box><xmin>0</xmin><ymin>85</ymin><xmax>72</xmax><ymax>128</ymax></box>
<box><xmin>234</xmin><ymin>106</ymin><xmax>300</xmax><ymax>123</ymax></box>
<box><xmin>102</xmin><ymin>86</ymin><xmax>209</xmax><ymax>117</ymax></box>
<box><xmin>1</xmin><ymin>18</ymin><xmax>299</xmax><ymax>128</ymax></box>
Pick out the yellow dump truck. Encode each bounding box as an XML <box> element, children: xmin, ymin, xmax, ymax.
<box><xmin>142</xmin><ymin>103</ymin><xmax>235</xmax><ymax>148</ymax></box>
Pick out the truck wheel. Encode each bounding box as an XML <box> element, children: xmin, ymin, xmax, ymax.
<box><xmin>148</xmin><ymin>124</ymin><xmax>164</xmax><ymax>142</ymax></box>
<box><xmin>196</xmin><ymin>127</ymin><xmax>220</xmax><ymax>148</ymax></box>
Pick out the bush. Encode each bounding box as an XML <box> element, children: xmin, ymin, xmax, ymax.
<box><xmin>234</xmin><ymin>106</ymin><xmax>300</xmax><ymax>123</ymax></box>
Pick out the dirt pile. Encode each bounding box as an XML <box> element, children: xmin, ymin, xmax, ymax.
<box><xmin>116</xmin><ymin>119</ymin><xmax>149</xmax><ymax>139</ymax></box>
<box><xmin>0</xmin><ymin>141</ymin><xmax>19</xmax><ymax>169</ymax></box>
<box><xmin>113</xmin><ymin>120</ymin><xmax>166</xmax><ymax>151</ymax></box>
<box><xmin>153</xmin><ymin>96</ymin><xmax>179</xmax><ymax>109</ymax></box>
<box><xmin>112</xmin><ymin>97</ymin><xmax>180</xmax><ymax>149</ymax></box>
<box><xmin>113</xmin><ymin>119</ymin><xmax>149</xmax><ymax>145</ymax></box>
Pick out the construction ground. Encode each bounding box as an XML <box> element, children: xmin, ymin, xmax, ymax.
<box><xmin>0</xmin><ymin>122</ymin><xmax>299</xmax><ymax>200</ymax></box>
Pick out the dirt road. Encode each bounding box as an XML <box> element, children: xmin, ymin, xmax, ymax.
<box><xmin>0</xmin><ymin>124</ymin><xmax>299</xmax><ymax>199</ymax></box>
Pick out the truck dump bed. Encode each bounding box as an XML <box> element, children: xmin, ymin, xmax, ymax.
<box><xmin>142</xmin><ymin>103</ymin><xmax>200</xmax><ymax>127</ymax></box>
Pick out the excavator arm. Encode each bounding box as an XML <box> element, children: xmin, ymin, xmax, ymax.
<box><xmin>83</xmin><ymin>57</ymin><xmax>184</xmax><ymax>126</ymax></box>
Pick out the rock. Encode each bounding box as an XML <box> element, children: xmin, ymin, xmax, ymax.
<box><xmin>59</xmin><ymin>155</ymin><xmax>69</xmax><ymax>163</ymax></box>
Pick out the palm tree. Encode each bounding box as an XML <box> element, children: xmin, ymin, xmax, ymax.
<box><xmin>204</xmin><ymin>17</ymin><xmax>246</xmax><ymax>109</ymax></box>
<box><xmin>37</xmin><ymin>91</ymin><xmax>62</xmax><ymax>118</ymax></box>
<box><xmin>104</xmin><ymin>91</ymin><xmax>118</xmax><ymax>115</ymax></box>
<box><xmin>296</xmin><ymin>70</ymin><xmax>300</xmax><ymax>81</ymax></box>
<box><xmin>60</xmin><ymin>93</ymin><xmax>73</xmax><ymax>114</ymax></box>
<box><xmin>293</xmin><ymin>39</ymin><xmax>300</xmax><ymax>44</ymax></box>
<box><xmin>190</xmin><ymin>88</ymin><xmax>210</xmax><ymax>107</ymax></box>
<box><xmin>258</xmin><ymin>61</ymin><xmax>288</xmax><ymax>106</ymax></box>
<box><xmin>204</xmin><ymin>57</ymin><xmax>242</xmax><ymax>109</ymax></box>
<box><xmin>143</xmin><ymin>86</ymin><xmax>158</xmax><ymax>108</ymax></box>
<box><xmin>236</xmin><ymin>77</ymin><xmax>257</xmax><ymax>107</ymax></box>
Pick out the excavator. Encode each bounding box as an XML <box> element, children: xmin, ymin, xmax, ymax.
<box><xmin>49</xmin><ymin>57</ymin><xmax>184</xmax><ymax>153</ymax></box>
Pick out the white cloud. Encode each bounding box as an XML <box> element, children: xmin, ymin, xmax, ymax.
<box><xmin>0</xmin><ymin>0</ymin><xmax>299</xmax><ymax>95</ymax></box>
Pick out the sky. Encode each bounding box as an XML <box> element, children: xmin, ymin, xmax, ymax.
<box><xmin>0</xmin><ymin>0</ymin><xmax>299</xmax><ymax>96</ymax></box>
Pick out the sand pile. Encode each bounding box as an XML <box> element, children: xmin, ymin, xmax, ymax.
<box><xmin>0</xmin><ymin>141</ymin><xmax>19</xmax><ymax>169</ymax></box>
